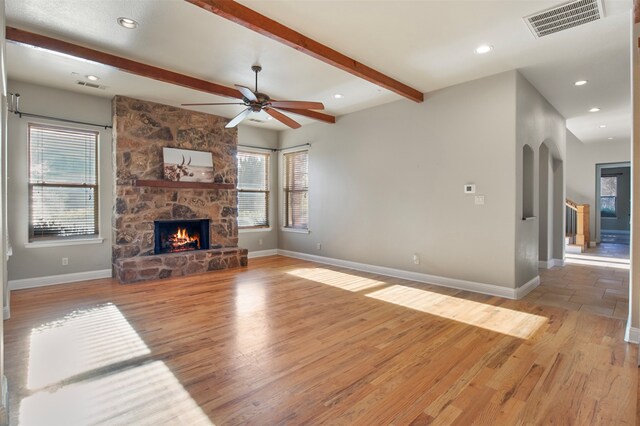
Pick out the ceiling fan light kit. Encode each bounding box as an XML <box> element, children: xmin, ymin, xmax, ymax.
<box><xmin>182</xmin><ymin>65</ymin><xmax>324</xmax><ymax>129</ymax></box>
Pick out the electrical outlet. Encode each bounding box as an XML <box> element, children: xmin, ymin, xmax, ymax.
<box><xmin>317</xmin><ymin>243</ymin><xmax>322</xmax><ymax>250</ymax></box>
<box><xmin>62</xmin><ymin>257</ymin><xmax>69</xmax><ymax>266</ymax></box>
<box><xmin>413</xmin><ymin>254</ymin><xmax>420</xmax><ymax>265</ymax></box>
<box><xmin>258</xmin><ymin>238</ymin><xmax>263</xmax><ymax>246</ymax></box>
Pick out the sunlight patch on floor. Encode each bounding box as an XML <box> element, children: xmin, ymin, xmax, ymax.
<box><xmin>564</xmin><ymin>254</ymin><xmax>630</xmax><ymax>270</ymax></box>
<box><xmin>366</xmin><ymin>285</ymin><xmax>547</xmax><ymax>339</ymax></box>
<box><xmin>19</xmin><ymin>360</ymin><xmax>213</xmax><ymax>426</ymax></box>
<box><xmin>287</xmin><ymin>268</ymin><xmax>387</xmax><ymax>292</ymax></box>
<box><xmin>27</xmin><ymin>303</ymin><xmax>150</xmax><ymax>390</ymax></box>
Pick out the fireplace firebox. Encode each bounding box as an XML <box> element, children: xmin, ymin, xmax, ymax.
<box><xmin>154</xmin><ymin>219</ymin><xmax>210</xmax><ymax>255</ymax></box>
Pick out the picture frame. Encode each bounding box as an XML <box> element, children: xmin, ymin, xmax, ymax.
<box><xmin>163</xmin><ymin>147</ymin><xmax>214</xmax><ymax>182</ymax></box>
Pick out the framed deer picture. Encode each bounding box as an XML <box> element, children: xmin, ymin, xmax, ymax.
<box><xmin>162</xmin><ymin>147</ymin><xmax>214</xmax><ymax>182</ymax></box>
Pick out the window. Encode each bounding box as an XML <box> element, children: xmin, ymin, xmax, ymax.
<box><xmin>29</xmin><ymin>124</ymin><xmax>98</xmax><ymax>241</ymax></box>
<box><xmin>601</xmin><ymin>176</ymin><xmax>617</xmax><ymax>218</ymax></box>
<box><xmin>283</xmin><ymin>150</ymin><xmax>308</xmax><ymax>230</ymax></box>
<box><xmin>237</xmin><ymin>150</ymin><xmax>269</xmax><ymax>228</ymax></box>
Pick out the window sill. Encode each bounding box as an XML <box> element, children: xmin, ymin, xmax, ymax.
<box><xmin>239</xmin><ymin>227</ymin><xmax>272</xmax><ymax>234</ymax></box>
<box><xmin>281</xmin><ymin>227</ymin><xmax>310</xmax><ymax>234</ymax></box>
<box><xmin>25</xmin><ymin>237</ymin><xmax>105</xmax><ymax>249</ymax></box>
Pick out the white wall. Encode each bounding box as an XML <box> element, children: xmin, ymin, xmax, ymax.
<box><xmin>7</xmin><ymin>80</ymin><xmax>113</xmax><ymax>281</ymax></box>
<box><xmin>279</xmin><ymin>71</ymin><xmax>519</xmax><ymax>288</ymax></box>
<box><xmin>515</xmin><ymin>72</ymin><xmax>566</xmax><ymax>283</ymax></box>
<box><xmin>566</xmin><ymin>130</ymin><xmax>630</xmax><ymax>243</ymax></box>
<box><xmin>237</xmin><ymin>125</ymin><xmax>278</xmax><ymax>253</ymax></box>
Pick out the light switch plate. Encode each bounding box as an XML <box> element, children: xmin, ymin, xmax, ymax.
<box><xmin>464</xmin><ymin>184</ymin><xmax>476</xmax><ymax>194</ymax></box>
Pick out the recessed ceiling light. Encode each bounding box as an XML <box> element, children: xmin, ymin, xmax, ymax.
<box><xmin>599</xmin><ymin>124</ymin><xmax>607</xmax><ymax>128</ymax></box>
<box><xmin>117</xmin><ymin>17</ymin><xmax>138</xmax><ymax>29</ymax></box>
<box><xmin>474</xmin><ymin>44</ymin><xmax>493</xmax><ymax>54</ymax></box>
<box><xmin>333</xmin><ymin>93</ymin><xmax>344</xmax><ymax>99</ymax></box>
<box><xmin>574</xmin><ymin>80</ymin><xmax>588</xmax><ymax>86</ymax></box>
<box><xmin>589</xmin><ymin>107</ymin><xmax>600</xmax><ymax>112</ymax></box>
<box><xmin>608</xmin><ymin>137</ymin><xmax>614</xmax><ymax>140</ymax></box>
<box><xmin>86</xmin><ymin>75</ymin><xmax>99</xmax><ymax>81</ymax></box>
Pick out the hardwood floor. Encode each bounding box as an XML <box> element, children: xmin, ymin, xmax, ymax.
<box><xmin>524</xmin><ymin>261</ymin><xmax>629</xmax><ymax>319</ymax></box>
<box><xmin>4</xmin><ymin>256</ymin><xmax>637</xmax><ymax>425</ymax></box>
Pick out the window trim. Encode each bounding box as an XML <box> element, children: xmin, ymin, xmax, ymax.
<box><xmin>28</xmin><ymin>123</ymin><xmax>100</xmax><ymax>242</ymax></box>
<box><xmin>281</xmin><ymin>147</ymin><xmax>310</xmax><ymax>232</ymax></box>
<box><xmin>237</xmin><ymin>148</ymin><xmax>271</xmax><ymax>230</ymax></box>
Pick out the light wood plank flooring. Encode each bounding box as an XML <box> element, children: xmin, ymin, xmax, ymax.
<box><xmin>4</xmin><ymin>256</ymin><xmax>637</xmax><ymax>425</ymax></box>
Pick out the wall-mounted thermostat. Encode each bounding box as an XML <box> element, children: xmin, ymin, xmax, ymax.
<box><xmin>464</xmin><ymin>184</ymin><xmax>476</xmax><ymax>194</ymax></box>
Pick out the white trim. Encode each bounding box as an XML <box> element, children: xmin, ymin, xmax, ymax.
<box><xmin>515</xmin><ymin>276</ymin><xmax>540</xmax><ymax>298</ymax></box>
<box><xmin>281</xmin><ymin>227</ymin><xmax>310</xmax><ymax>234</ymax></box>
<box><xmin>25</xmin><ymin>237</ymin><xmax>104</xmax><ymax>249</ymax></box>
<box><xmin>589</xmin><ymin>241</ymin><xmax>597</xmax><ymax>248</ymax></box>
<box><xmin>248</xmin><ymin>249</ymin><xmax>278</xmax><ymax>259</ymax></box>
<box><xmin>277</xmin><ymin>250</ymin><xmax>532</xmax><ymax>300</ymax></box>
<box><xmin>624</xmin><ymin>324</ymin><xmax>640</xmax><ymax>344</ymax></box>
<box><xmin>239</xmin><ymin>227</ymin><xmax>272</xmax><ymax>234</ymax></box>
<box><xmin>3</xmin><ymin>289</ymin><xmax>9</xmax><ymax>320</ymax></box>
<box><xmin>1</xmin><ymin>375</ymin><xmax>7</xmax><ymax>421</ymax></box>
<box><xmin>279</xmin><ymin>144</ymin><xmax>310</xmax><ymax>154</ymax></box>
<box><xmin>552</xmin><ymin>258</ymin><xmax>565</xmax><ymax>267</ymax></box>
<box><xmin>538</xmin><ymin>260</ymin><xmax>551</xmax><ymax>269</ymax></box>
<box><xmin>9</xmin><ymin>269</ymin><xmax>112</xmax><ymax>290</ymax></box>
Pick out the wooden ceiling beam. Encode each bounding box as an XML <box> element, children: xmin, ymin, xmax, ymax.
<box><xmin>5</xmin><ymin>26</ymin><xmax>336</xmax><ymax>125</ymax></box>
<box><xmin>185</xmin><ymin>0</ymin><xmax>424</xmax><ymax>103</ymax></box>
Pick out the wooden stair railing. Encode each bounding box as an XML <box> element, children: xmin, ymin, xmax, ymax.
<box><xmin>566</xmin><ymin>198</ymin><xmax>590</xmax><ymax>250</ymax></box>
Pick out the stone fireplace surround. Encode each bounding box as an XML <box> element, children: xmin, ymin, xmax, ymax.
<box><xmin>112</xmin><ymin>96</ymin><xmax>247</xmax><ymax>284</ymax></box>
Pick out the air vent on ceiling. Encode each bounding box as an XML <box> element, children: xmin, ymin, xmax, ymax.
<box><xmin>524</xmin><ymin>0</ymin><xmax>604</xmax><ymax>38</ymax></box>
<box><xmin>76</xmin><ymin>80</ymin><xmax>106</xmax><ymax>90</ymax></box>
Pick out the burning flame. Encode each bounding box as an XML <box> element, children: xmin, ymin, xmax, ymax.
<box><xmin>169</xmin><ymin>227</ymin><xmax>200</xmax><ymax>252</ymax></box>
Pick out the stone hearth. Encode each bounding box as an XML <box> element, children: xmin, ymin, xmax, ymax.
<box><xmin>112</xmin><ymin>96</ymin><xmax>247</xmax><ymax>283</ymax></box>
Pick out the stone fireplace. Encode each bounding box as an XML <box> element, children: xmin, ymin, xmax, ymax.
<box><xmin>112</xmin><ymin>96</ymin><xmax>247</xmax><ymax>284</ymax></box>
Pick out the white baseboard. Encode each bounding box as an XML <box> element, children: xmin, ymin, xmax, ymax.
<box><xmin>2</xmin><ymin>306</ymin><xmax>9</xmax><ymax>320</ymax></box>
<box><xmin>9</xmin><ymin>269</ymin><xmax>112</xmax><ymax>291</ymax></box>
<box><xmin>625</xmin><ymin>324</ymin><xmax>640</xmax><ymax>344</ymax></box>
<box><xmin>538</xmin><ymin>260</ymin><xmax>551</xmax><ymax>269</ymax></box>
<box><xmin>277</xmin><ymin>250</ymin><xmax>535</xmax><ymax>300</ymax></box>
<box><xmin>248</xmin><ymin>249</ymin><xmax>278</xmax><ymax>259</ymax></box>
<box><xmin>553</xmin><ymin>258</ymin><xmax>565</xmax><ymax>267</ymax></box>
<box><xmin>589</xmin><ymin>241</ymin><xmax>596</xmax><ymax>248</ymax></box>
<box><xmin>516</xmin><ymin>276</ymin><xmax>540</xmax><ymax>298</ymax></box>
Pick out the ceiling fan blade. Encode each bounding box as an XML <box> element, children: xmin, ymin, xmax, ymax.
<box><xmin>265</xmin><ymin>108</ymin><xmax>301</xmax><ymax>129</ymax></box>
<box><xmin>181</xmin><ymin>102</ymin><xmax>245</xmax><ymax>106</ymax></box>
<box><xmin>235</xmin><ymin>85</ymin><xmax>258</xmax><ymax>102</ymax></box>
<box><xmin>269</xmin><ymin>101</ymin><xmax>325</xmax><ymax>110</ymax></box>
<box><xmin>225</xmin><ymin>108</ymin><xmax>251</xmax><ymax>128</ymax></box>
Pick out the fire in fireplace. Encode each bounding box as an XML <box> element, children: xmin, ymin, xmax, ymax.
<box><xmin>154</xmin><ymin>219</ymin><xmax>210</xmax><ymax>254</ymax></box>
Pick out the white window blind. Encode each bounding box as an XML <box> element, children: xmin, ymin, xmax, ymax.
<box><xmin>29</xmin><ymin>124</ymin><xmax>99</xmax><ymax>240</ymax></box>
<box><xmin>237</xmin><ymin>150</ymin><xmax>269</xmax><ymax>228</ymax></box>
<box><xmin>283</xmin><ymin>150</ymin><xmax>308</xmax><ymax>230</ymax></box>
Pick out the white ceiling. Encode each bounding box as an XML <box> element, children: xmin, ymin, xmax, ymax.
<box><xmin>4</xmin><ymin>0</ymin><xmax>633</xmax><ymax>144</ymax></box>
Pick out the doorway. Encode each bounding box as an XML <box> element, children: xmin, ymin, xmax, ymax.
<box><xmin>595</xmin><ymin>162</ymin><xmax>631</xmax><ymax>258</ymax></box>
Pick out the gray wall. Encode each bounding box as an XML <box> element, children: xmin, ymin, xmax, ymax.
<box><xmin>600</xmin><ymin>166</ymin><xmax>631</xmax><ymax>232</ymax></box>
<box><xmin>237</xmin><ymin>125</ymin><xmax>279</xmax><ymax>252</ymax></box>
<box><xmin>566</xmin><ymin>131</ymin><xmax>630</xmax><ymax>243</ymax></box>
<box><xmin>279</xmin><ymin>71</ymin><xmax>519</xmax><ymax>288</ymax></box>
<box><xmin>515</xmin><ymin>72</ymin><xmax>566</xmax><ymax>283</ymax></box>
<box><xmin>7</xmin><ymin>80</ymin><xmax>113</xmax><ymax>280</ymax></box>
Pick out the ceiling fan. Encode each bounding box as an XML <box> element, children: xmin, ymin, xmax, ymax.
<box><xmin>182</xmin><ymin>65</ymin><xmax>325</xmax><ymax>129</ymax></box>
